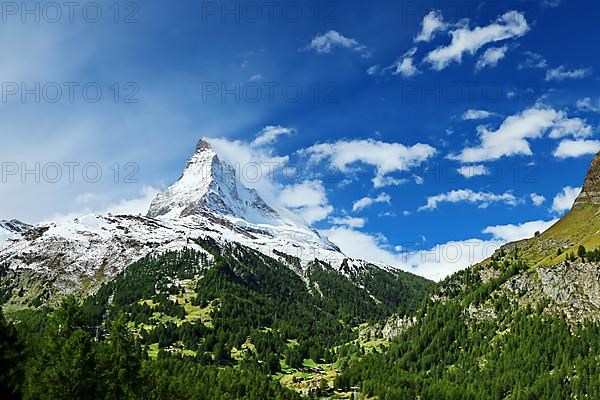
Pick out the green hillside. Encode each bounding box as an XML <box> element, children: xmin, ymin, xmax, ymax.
<box><xmin>0</xmin><ymin>239</ymin><xmax>433</xmax><ymax>399</ymax></box>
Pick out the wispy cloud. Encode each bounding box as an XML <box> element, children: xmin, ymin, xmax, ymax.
<box><xmin>475</xmin><ymin>45</ymin><xmax>508</xmax><ymax>70</ymax></box>
<box><xmin>302</xmin><ymin>138</ymin><xmax>436</xmax><ymax>188</ymax></box>
<box><xmin>419</xmin><ymin>189</ymin><xmax>519</xmax><ymax>211</ymax></box>
<box><xmin>414</xmin><ymin>10</ymin><xmax>448</xmax><ymax>42</ymax></box>
<box><xmin>306</xmin><ymin>30</ymin><xmax>371</xmax><ymax>57</ymax></box>
<box><xmin>425</xmin><ymin>11</ymin><xmax>528</xmax><ymax>70</ymax></box>
<box><xmin>352</xmin><ymin>193</ymin><xmax>391</xmax><ymax>212</ymax></box>
<box><xmin>546</xmin><ymin>66</ymin><xmax>592</xmax><ymax>81</ymax></box>
<box><xmin>462</xmin><ymin>109</ymin><xmax>497</xmax><ymax>120</ymax></box>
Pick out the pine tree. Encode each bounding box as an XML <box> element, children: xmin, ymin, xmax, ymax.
<box><xmin>0</xmin><ymin>309</ymin><xmax>23</xmax><ymax>399</ymax></box>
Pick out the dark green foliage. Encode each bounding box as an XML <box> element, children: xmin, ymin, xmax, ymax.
<box><xmin>2</xmin><ymin>242</ymin><xmax>432</xmax><ymax>399</ymax></box>
<box><xmin>336</xmin><ymin>256</ymin><xmax>600</xmax><ymax>399</ymax></box>
<box><xmin>0</xmin><ymin>308</ymin><xmax>23</xmax><ymax>399</ymax></box>
<box><xmin>578</xmin><ymin>245</ymin><xmax>587</xmax><ymax>261</ymax></box>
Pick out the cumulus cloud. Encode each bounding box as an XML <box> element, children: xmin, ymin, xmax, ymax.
<box><xmin>450</xmin><ymin>107</ymin><xmax>584</xmax><ymax>163</ymax></box>
<box><xmin>551</xmin><ymin>186</ymin><xmax>581</xmax><ymax>213</ymax></box>
<box><xmin>475</xmin><ymin>45</ymin><xmax>508</xmax><ymax>70</ymax></box>
<box><xmin>329</xmin><ymin>216</ymin><xmax>366</xmax><ymax>228</ymax></box>
<box><xmin>425</xmin><ymin>11</ymin><xmax>528</xmax><ymax>70</ymax></box>
<box><xmin>306</xmin><ymin>30</ymin><xmax>370</xmax><ymax>57</ymax></box>
<box><xmin>546</xmin><ymin>66</ymin><xmax>592</xmax><ymax>81</ymax></box>
<box><xmin>324</xmin><ymin>217</ymin><xmax>556</xmax><ymax>281</ymax></box>
<box><xmin>302</xmin><ymin>138</ymin><xmax>436</xmax><ymax>188</ymax></box>
<box><xmin>279</xmin><ymin>181</ymin><xmax>333</xmax><ymax>223</ymax></box>
<box><xmin>251</xmin><ymin>125</ymin><xmax>294</xmax><ymax>147</ymax></box>
<box><xmin>321</xmin><ymin>226</ymin><xmax>498</xmax><ymax>281</ymax></box>
<box><xmin>419</xmin><ymin>189</ymin><xmax>519</xmax><ymax>211</ymax></box>
<box><xmin>577</xmin><ymin>97</ymin><xmax>600</xmax><ymax>113</ymax></box>
<box><xmin>483</xmin><ymin>219</ymin><xmax>557</xmax><ymax>242</ymax></box>
<box><xmin>553</xmin><ymin>140</ymin><xmax>600</xmax><ymax>159</ymax></box>
<box><xmin>352</xmin><ymin>193</ymin><xmax>391</xmax><ymax>212</ymax></box>
<box><xmin>389</xmin><ymin>48</ymin><xmax>420</xmax><ymax>77</ymax></box>
<box><xmin>457</xmin><ymin>165</ymin><xmax>490</xmax><ymax>178</ymax></box>
<box><xmin>548</xmin><ymin>118</ymin><xmax>592</xmax><ymax>139</ymax></box>
<box><xmin>530</xmin><ymin>193</ymin><xmax>546</xmax><ymax>206</ymax></box>
<box><xmin>208</xmin><ymin>135</ymin><xmax>289</xmax><ymax>204</ymax></box>
<box><xmin>415</xmin><ymin>10</ymin><xmax>448</xmax><ymax>42</ymax></box>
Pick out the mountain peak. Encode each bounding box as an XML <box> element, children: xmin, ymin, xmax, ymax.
<box><xmin>573</xmin><ymin>151</ymin><xmax>600</xmax><ymax>208</ymax></box>
<box><xmin>195</xmin><ymin>137</ymin><xmax>212</xmax><ymax>153</ymax></box>
<box><xmin>147</xmin><ymin>138</ymin><xmax>282</xmax><ymax>224</ymax></box>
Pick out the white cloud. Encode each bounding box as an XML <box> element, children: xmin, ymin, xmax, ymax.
<box><xmin>483</xmin><ymin>219</ymin><xmax>557</xmax><ymax>242</ymax></box>
<box><xmin>450</xmin><ymin>107</ymin><xmax>564</xmax><ymax>163</ymax></box>
<box><xmin>208</xmin><ymin>135</ymin><xmax>289</xmax><ymax>204</ymax></box>
<box><xmin>476</xmin><ymin>45</ymin><xmax>508</xmax><ymax>70</ymax></box>
<box><xmin>49</xmin><ymin>186</ymin><xmax>160</xmax><ymax>222</ymax></box>
<box><xmin>548</xmin><ymin>117</ymin><xmax>592</xmax><ymax>139</ymax></box>
<box><xmin>553</xmin><ymin>140</ymin><xmax>600</xmax><ymax>159</ymax></box>
<box><xmin>352</xmin><ymin>193</ymin><xmax>391</xmax><ymax>212</ymax></box>
<box><xmin>329</xmin><ymin>216</ymin><xmax>366</xmax><ymax>228</ymax></box>
<box><xmin>367</xmin><ymin>65</ymin><xmax>381</xmax><ymax>76</ymax></box>
<box><xmin>551</xmin><ymin>186</ymin><xmax>581</xmax><ymax>213</ymax></box>
<box><xmin>306</xmin><ymin>30</ymin><xmax>370</xmax><ymax>57</ymax></box>
<box><xmin>425</xmin><ymin>11</ymin><xmax>528</xmax><ymax>70</ymax></box>
<box><xmin>576</xmin><ymin>97</ymin><xmax>600</xmax><ymax>113</ymax></box>
<box><xmin>530</xmin><ymin>193</ymin><xmax>546</xmax><ymax>206</ymax></box>
<box><xmin>324</xmin><ymin>217</ymin><xmax>555</xmax><ymax>281</ymax></box>
<box><xmin>372</xmin><ymin>175</ymin><xmax>407</xmax><ymax>188</ymax></box>
<box><xmin>457</xmin><ymin>165</ymin><xmax>490</xmax><ymax>178</ymax></box>
<box><xmin>302</xmin><ymin>138</ymin><xmax>436</xmax><ymax>188</ymax></box>
<box><xmin>518</xmin><ymin>51</ymin><xmax>548</xmax><ymax>69</ymax></box>
<box><xmin>415</xmin><ymin>10</ymin><xmax>448</xmax><ymax>42</ymax></box>
<box><xmin>279</xmin><ymin>180</ymin><xmax>333</xmax><ymax>223</ymax></box>
<box><xmin>404</xmin><ymin>238</ymin><xmax>502</xmax><ymax>281</ymax></box>
<box><xmin>251</xmin><ymin>125</ymin><xmax>295</xmax><ymax>147</ymax></box>
<box><xmin>419</xmin><ymin>189</ymin><xmax>519</xmax><ymax>211</ymax></box>
<box><xmin>546</xmin><ymin>66</ymin><xmax>592</xmax><ymax>81</ymax></box>
<box><xmin>389</xmin><ymin>47</ymin><xmax>420</xmax><ymax>77</ymax></box>
<box><xmin>462</xmin><ymin>109</ymin><xmax>497</xmax><ymax>120</ymax></box>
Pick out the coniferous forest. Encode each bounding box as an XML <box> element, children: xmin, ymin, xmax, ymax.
<box><xmin>4</xmin><ymin>238</ymin><xmax>600</xmax><ymax>399</ymax></box>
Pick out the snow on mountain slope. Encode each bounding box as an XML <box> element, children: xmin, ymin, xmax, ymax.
<box><xmin>0</xmin><ymin>219</ymin><xmax>31</xmax><ymax>250</ymax></box>
<box><xmin>0</xmin><ymin>138</ymin><xmax>393</xmax><ymax>304</ymax></box>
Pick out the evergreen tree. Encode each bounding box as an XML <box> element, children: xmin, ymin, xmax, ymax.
<box><xmin>0</xmin><ymin>309</ymin><xmax>23</xmax><ymax>399</ymax></box>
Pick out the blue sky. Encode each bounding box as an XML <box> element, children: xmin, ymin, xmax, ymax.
<box><xmin>1</xmin><ymin>0</ymin><xmax>599</xmax><ymax>279</ymax></box>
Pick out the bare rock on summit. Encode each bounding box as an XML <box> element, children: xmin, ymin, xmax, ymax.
<box><xmin>574</xmin><ymin>151</ymin><xmax>600</xmax><ymax>208</ymax></box>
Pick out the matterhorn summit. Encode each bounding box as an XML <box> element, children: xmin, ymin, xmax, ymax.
<box><xmin>0</xmin><ymin>137</ymin><xmax>384</xmax><ymax>305</ymax></box>
<box><xmin>147</xmin><ymin>138</ymin><xmax>281</xmax><ymax>225</ymax></box>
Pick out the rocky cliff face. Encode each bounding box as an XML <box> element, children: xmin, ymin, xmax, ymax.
<box><xmin>574</xmin><ymin>151</ymin><xmax>600</xmax><ymax>207</ymax></box>
<box><xmin>147</xmin><ymin>138</ymin><xmax>282</xmax><ymax>225</ymax></box>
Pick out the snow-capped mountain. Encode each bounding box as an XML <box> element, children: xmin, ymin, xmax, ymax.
<box><xmin>0</xmin><ymin>138</ymin><xmax>389</xmax><ymax>305</ymax></box>
<box><xmin>148</xmin><ymin>139</ymin><xmax>281</xmax><ymax>224</ymax></box>
<box><xmin>0</xmin><ymin>219</ymin><xmax>31</xmax><ymax>250</ymax></box>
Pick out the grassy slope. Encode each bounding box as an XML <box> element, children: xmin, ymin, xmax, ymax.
<box><xmin>485</xmin><ymin>204</ymin><xmax>600</xmax><ymax>269</ymax></box>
